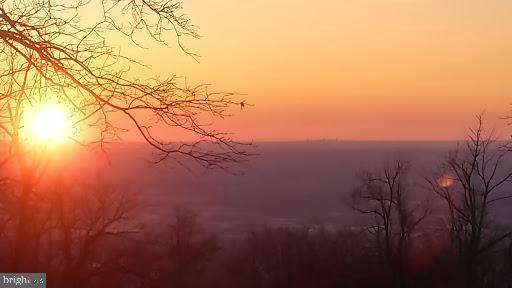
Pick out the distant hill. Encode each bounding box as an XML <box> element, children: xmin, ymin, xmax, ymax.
<box><xmin>82</xmin><ymin>141</ymin><xmax>495</xmax><ymax>238</ymax></box>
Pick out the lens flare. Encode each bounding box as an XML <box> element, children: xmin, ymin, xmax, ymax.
<box><xmin>437</xmin><ymin>174</ymin><xmax>454</xmax><ymax>188</ymax></box>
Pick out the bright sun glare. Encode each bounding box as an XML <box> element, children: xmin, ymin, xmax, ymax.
<box><xmin>25</xmin><ymin>103</ymin><xmax>72</xmax><ymax>144</ymax></box>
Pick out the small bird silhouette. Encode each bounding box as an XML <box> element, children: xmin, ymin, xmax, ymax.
<box><xmin>240</xmin><ymin>101</ymin><xmax>245</xmax><ymax>110</ymax></box>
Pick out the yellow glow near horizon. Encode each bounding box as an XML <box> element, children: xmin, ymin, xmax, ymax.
<box><xmin>137</xmin><ymin>0</ymin><xmax>512</xmax><ymax>141</ymax></box>
<box><xmin>25</xmin><ymin>103</ymin><xmax>72</xmax><ymax>144</ymax></box>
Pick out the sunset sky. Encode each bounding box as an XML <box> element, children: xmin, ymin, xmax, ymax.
<box><xmin>125</xmin><ymin>0</ymin><xmax>512</xmax><ymax>141</ymax></box>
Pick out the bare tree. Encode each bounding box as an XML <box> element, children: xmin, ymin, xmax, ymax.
<box><xmin>351</xmin><ymin>161</ymin><xmax>428</xmax><ymax>288</ymax></box>
<box><xmin>223</xmin><ymin>226</ymin><xmax>377</xmax><ymax>288</ymax></box>
<box><xmin>427</xmin><ymin>115</ymin><xmax>512</xmax><ymax>288</ymax></box>
<box><xmin>0</xmin><ymin>0</ymin><xmax>249</xmax><ymax>167</ymax></box>
<box><xmin>0</xmin><ymin>176</ymin><xmax>142</xmax><ymax>287</ymax></box>
<box><xmin>52</xmin><ymin>181</ymin><xmax>140</xmax><ymax>287</ymax></box>
<box><xmin>161</xmin><ymin>206</ymin><xmax>219</xmax><ymax>288</ymax></box>
<box><xmin>0</xmin><ymin>0</ymin><xmax>249</xmax><ymax>273</ymax></box>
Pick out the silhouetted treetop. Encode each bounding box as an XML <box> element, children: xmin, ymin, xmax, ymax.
<box><xmin>0</xmin><ymin>0</ymin><xmax>249</xmax><ymax>169</ymax></box>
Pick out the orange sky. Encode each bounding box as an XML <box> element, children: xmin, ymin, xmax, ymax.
<box><xmin>116</xmin><ymin>0</ymin><xmax>512</xmax><ymax>141</ymax></box>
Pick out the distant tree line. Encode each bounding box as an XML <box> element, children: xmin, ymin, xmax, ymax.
<box><xmin>0</xmin><ymin>116</ymin><xmax>511</xmax><ymax>288</ymax></box>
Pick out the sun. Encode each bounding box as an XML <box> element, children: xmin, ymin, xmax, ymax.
<box><xmin>25</xmin><ymin>103</ymin><xmax>72</xmax><ymax>144</ymax></box>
